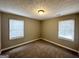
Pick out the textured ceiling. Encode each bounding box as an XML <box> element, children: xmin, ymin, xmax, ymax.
<box><xmin>0</xmin><ymin>0</ymin><xmax>79</xmax><ymax>20</ymax></box>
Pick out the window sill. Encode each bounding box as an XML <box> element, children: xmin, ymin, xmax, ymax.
<box><xmin>9</xmin><ymin>36</ymin><xmax>24</xmax><ymax>40</ymax></box>
<box><xmin>58</xmin><ymin>37</ymin><xmax>74</xmax><ymax>42</ymax></box>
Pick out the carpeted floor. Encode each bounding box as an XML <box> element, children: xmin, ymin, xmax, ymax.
<box><xmin>2</xmin><ymin>40</ymin><xmax>79</xmax><ymax>58</ymax></box>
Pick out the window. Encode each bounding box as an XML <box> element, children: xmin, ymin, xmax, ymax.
<box><xmin>9</xmin><ymin>19</ymin><xmax>24</xmax><ymax>40</ymax></box>
<box><xmin>58</xmin><ymin>20</ymin><xmax>74</xmax><ymax>41</ymax></box>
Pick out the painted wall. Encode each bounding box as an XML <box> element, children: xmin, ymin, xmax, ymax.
<box><xmin>1</xmin><ymin>12</ymin><xmax>40</xmax><ymax>49</ymax></box>
<box><xmin>1</xmin><ymin>12</ymin><xmax>79</xmax><ymax>51</ymax></box>
<box><xmin>42</xmin><ymin>13</ymin><xmax>79</xmax><ymax>51</ymax></box>
<box><xmin>0</xmin><ymin>13</ymin><xmax>1</xmax><ymax>50</ymax></box>
<box><xmin>76</xmin><ymin>13</ymin><xmax>79</xmax><ymax>51</ymax></box>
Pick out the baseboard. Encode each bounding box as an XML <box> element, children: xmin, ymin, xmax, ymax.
<box><xmin>42</xmin><ymin>38</ymin><xmax>79</xmax><ymax>55</ymax></box>
<box><xmin>0</xmin><ymin>38</ymin><xmax>39</xmax><ymax>54</ymax></box>
<box><xmin>0</xmin><ymin>38</ymin><xmax>79</xmax><ymax>55</ymax></box>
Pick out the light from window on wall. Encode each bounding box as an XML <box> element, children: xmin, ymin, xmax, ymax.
<box><xmin>9</xmin><ymin>19</ymin><xmax>24</xmax><ymax>40</ymax></box>
<box><xmin>58</xmin><ymin>20</ymin><xmax>74</xmax><ymax>41</ymax></box>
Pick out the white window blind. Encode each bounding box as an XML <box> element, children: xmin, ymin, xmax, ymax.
<box><xmin>9</xmin><ymin>19</ymin><xmax>24</xmax><ymax>40</ymax></box>
<box><xmin>58</xmin><ymin>20</ymin><xmax>74</xmax><ymax>41</ymax></box>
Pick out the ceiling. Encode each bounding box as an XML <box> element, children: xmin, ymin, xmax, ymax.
<box><xmin>0</xmin><ymin>0</ymin><xmax>79</xmax><ymax>20</ymax></box>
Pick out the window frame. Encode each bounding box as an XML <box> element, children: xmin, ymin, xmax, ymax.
<box><xmin>58</xmin><ymin>19</ymin><xmax>75</xmax><ymax>42</ymax></box>
<box><xmin>9</xmin><ymin>19</ymin><xmax>24</xmax><ymax>40</ymax></box>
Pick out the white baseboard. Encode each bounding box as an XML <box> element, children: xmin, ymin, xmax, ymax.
<box><xmin>0</xmin><ymin>38</ymin><xmax>79</xmax><ymax>55</ymax></box>
<box><xmin>0</xmin><ymin>38</ymin><xmax>39</xmax><ymax>54</ymax></box>
<box><xmin>42</xmin><ymin>38</ymin><xmax>79</xmax><ymax>54</ymax></box>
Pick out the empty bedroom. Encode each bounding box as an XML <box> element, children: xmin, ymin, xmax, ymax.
<box><xmin>0</xmin><ymin>0</ymin><xmax>79</xmax><ymax>58</ymax></box>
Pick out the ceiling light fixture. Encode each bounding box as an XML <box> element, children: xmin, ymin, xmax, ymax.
<box><xmin>38</xmin><ymin>10</ymin><xmax>45</xmax><ymax>15</ymax></box>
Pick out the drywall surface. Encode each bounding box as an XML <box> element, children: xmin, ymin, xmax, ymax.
<box><xmin>0</xmin><ymin>13</ymin><xmax>1</xmax><ymax>50</ymax></box>
<box><xmin>42</xmin><ymin>14</ymin><xmax>79</xmax><ymax>51</ymax></box>
<box><xmin>1</xmin><ymin>12</ymin><xmax>40</xmax><ymax>49</ymax></box>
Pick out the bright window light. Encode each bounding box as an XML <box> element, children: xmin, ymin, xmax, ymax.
<box><xmin>58</xmin><ymin>20</ymin><xmax>74</xmax><ymax>41</ymax></box>
<box><xmin>9</xmin><ymin>19</ymin><xmax>24</xmax><ymax>40</ymax></box>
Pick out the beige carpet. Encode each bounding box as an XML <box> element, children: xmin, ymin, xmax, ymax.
<box><xmin>2</xmin><ymin>40</ymin><xmax>79</xmax><ymax>58</ymax></box>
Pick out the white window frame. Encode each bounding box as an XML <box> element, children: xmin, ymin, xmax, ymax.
<box><xmin>9</xmin><ymin>19</ymin><xmax>24</xmax><ymax>40</ymax></box>
<box><xmin>58</xmin><ymin>20</ymin><xmax>75</xmax><ymax>41</ymax></box>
